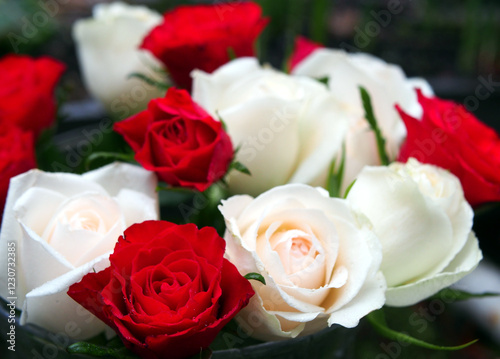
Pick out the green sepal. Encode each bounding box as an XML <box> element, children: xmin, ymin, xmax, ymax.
<box><xmin>67</xmin><ymin>341</ymin><xmax>139</xmax><ymax>358</ymax></box>
<box><xmin>326</xmin><ymin>143</ymin><xmax>345</xmax><ymax>198</ymax></box>
<box><xmin>85</xmin><ymin>151</ymin><xmax>136</xmax><ymax>170</ymax></box>
<box><xmin>128</xmin><ymin>72</ymin><xmax>170</xmax><ymax>91</ymax></box>
<box><xmin>230</xmin><ymin>161</ymin><xmax>251</xmax><ymax>176</ymax></box>
<box><xmin>244</xmin><ymin>272</ymin><xmax>266</xmax><ymax>285</ymax></box>
<box><xmin>431</xmin><ymin>288</ymin><xmax>500</xmax><ymax>301</ymax></box>
<box><xmin>359</xmin><ymin>86</ymin><xmax>390</xmax><ymax>166</ymax></box>
<box><xmin>367</xmin><ymin>310</ymin><xmax>478</xmax><ymax>351</ymax></box>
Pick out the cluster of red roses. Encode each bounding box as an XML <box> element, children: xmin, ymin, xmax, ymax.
<box><xmin>0</xmin><ymin>55</ymin><xmax>65</xmax><ymax>221</ymax></box>
<box><xmin>1</xmin><ymin>2</ymin><xmax>499</xmax><ymax>359</ymax></box>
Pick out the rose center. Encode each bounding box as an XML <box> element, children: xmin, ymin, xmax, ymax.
<box><xmin>290</xmin><ymin>237</ymin><xmax>311</xmax><ymax>258</ymax></box>
<box><xmin>271</xmin><ymin>231</ymin><xmax>318</xmax><ymax>276</ymax></box>
<box><xmin>165</xmin><ymin>119</ymin><xmax>187</xmax><ymax>144</ymax></box>
<box><xmin>66</xmin><ymin>210</ymin><xmax>103</xmax><ymax>232</ymax></box>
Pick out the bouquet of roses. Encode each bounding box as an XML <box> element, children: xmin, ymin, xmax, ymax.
<box><xmin>0</xmin><ymin>1</ymin><xmax>499</xmax><ymax>358</ymax></box>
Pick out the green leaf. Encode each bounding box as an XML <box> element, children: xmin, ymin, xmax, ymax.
<box><xmin>227</xmin><ymin>47</ymin><xmax>237</xmax><ymax>61</ymax></box>
<box><xmin>432</xmin><ymin>288</ymin><xmax>500</xmax><ymax>301</ymax></box>
<box><xmin>326</xmin><ymin>144</ymin><xmax>345</xmax><ymax>198</ymax></box>
<box><xmin>343</xmin><ymin>179</ymin><xmax>356</xmax><ymax>198</ymax></box>
<box><xmin>367</xmin><ymin>310</ymin><xmax>478</xmax><ymax>351</ymax></box>
<box><xmin>316</xmin><ymin>76</ymin><xmax>329</xmax><ymax>87</ymax></box>
<box><xmin>85</xmin><ymin>151</ymin><xmax>135</xmax><ymax>170</ymax></box>
<box><xmin>244</xmin><ymin>272</ymin><xmax>266</xmax><ymax>285</ymax></box>
<box><xmin>230</xmin><ymin>161</ymin><xmax>251</xmax><ymax>176</ymax></box>
<box><xmin>215</xmin><ymin>110</ymin><xmax>227</xmax><ymax>131</ymax></box>
<box><xmin>67</xmin><ymin>341</ymin><xmax>139</xmax><ymax>358</ymax></box>
<box><xmin>155</xmin><ymin>185</ymin><xmax>196</xmax><ymax>194</ymax></box>
<box><xmin>359</xmin><ymin>86</ymin><xmax>390</xmax><ymax>166</ymax></box>
<box><xmin>128</xmin><ymin>72</ymin><xmax>170</xmax><ymax>90</ymax></box>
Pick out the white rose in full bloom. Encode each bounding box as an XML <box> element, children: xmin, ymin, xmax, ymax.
<box><xmin>346</xmin><ymin>158</ymin><xmax>482</xmax><ymax>306</ymax></box>
<box><xmin>0</xmin><ymin>162</ymin><xmax>158</xmax><ymax>339</ymax></box>
<box><xmin>292</xmin><ymin>49</ymin><xmax>434</xmax><ymax>193</ymax></box>
<box><xmin>73</xmin><ymin>2</ymin><xmax>166</xmax><ymax>117</ymax></box>
<box><xmin>192</xmin><ymin>58</ymin><xmax>354</xmax><ymax>196</ymax></box>
<box><xmin>219</xmin><ymin>184</ymin><xmax>386</xmax><ymax>340</ymax></box>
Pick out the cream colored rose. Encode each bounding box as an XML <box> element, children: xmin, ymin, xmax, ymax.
<box><xmin>292</xmin><ymin>49</ymin><xmax>433</xmax><ymax>193</ymax></box>
<box><xmin>0</xmin><ymin>162</ymin><xmax>158</xmax><ymax>339</ymax></box>
<box><xmin>346</xmin><ymin>158</ymin><xmax>482</xmax><ymax>306</ymax></box>
<box><xmin>219</xmin><ymin>184</ymin><xmax>386</xmax><ymax>340</ymax></box>
<box><xmin>73</xmin><ymin>2</ymin><xmax>166</xmax><ymax>117</ymax></box>
<box><xmin>192</xmin><ymin>58</ymin><xmax>354</xmax><ymax>196</ymax></box>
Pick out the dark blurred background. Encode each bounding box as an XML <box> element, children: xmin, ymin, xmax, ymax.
<box><xmin>0</xmin><ymin>1</ymin><xmax>499</xmax><ymax>358</ymax></box>
<box><xmin>0</xmin><ymin>0</ymin><xmax>499</xmax><ymax>118</ymax></box>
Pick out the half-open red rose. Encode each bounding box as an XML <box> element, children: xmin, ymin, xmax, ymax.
<box><xmin>68</xmin><ymin>220</ymin><xmax>254</xmax><ymax>359</ymax></box>
<box><xmin>141</xmin><ymin>2</ymin><xmax>268</xmax><ymax>90</ymax></box>
<box><xmin>397</xmin><ymin>90</ymin><xmax>500</xmax><ymax>206</ymax></box>
<box><xmin>0</xmin><ymin>127</ymin><xmax>36</xmax><ymax>224</ymax></box>
<box><xmin>0</xmin><ymin>54</ymin><xmax>65</xmax><ymax>138</ymax></box>
<box><xmin>114</xmin><ymin>88</ymin><xmax>233</xmax><ymax>191</ymax></box>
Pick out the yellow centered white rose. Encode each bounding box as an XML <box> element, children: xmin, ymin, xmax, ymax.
<box><xmin>0</xmin><ymin>162</ymin><xmax>158</xmax><ymax>339</ymax></box>
<box><xmin>219</xmin><ymin>184</ymin><xmax>386</xmax><ymax>340</ymax></box>
<box><xmin>346</xmin><ymin>158</ymin><xmax>482</xmax><ymax>306</ymax></box>
<box><xmin>192</xmin><ymin>58</ymin><xmax>355</xmax><ymax>196</ymax></box>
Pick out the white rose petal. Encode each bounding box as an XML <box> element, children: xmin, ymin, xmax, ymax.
<box><xmin>73</xmin><ymin>2</ymin><xmax>166</xmax><ymax>115</ymax></box>
<box><xmin>0</xmin><ymin>162</ymin><xmax>158</xmax><ymax>339</ymax></box>
<box><xmin>346</xmin><ymin>158</ymin><xmax>482</xmax><ymax>306</ymax></box>
<box><xmin>192</xmin><ymin>57</ymin><xmax>353</xmax><ymax>196</ymax></box>
<box><xmin>219</xmin><ymin>184</ymin><xmax>386</xmax><ymax>340</ymax></box>
<box><xmin>292</xmin><ymin>49</ymin><xmax>434</xmax><ymax>193</ymax></box>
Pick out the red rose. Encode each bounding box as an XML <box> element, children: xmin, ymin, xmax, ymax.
<box><xmin>288</xmin><ymin>36</ymin><xmax>323</xmax><ymax>71</ymax></box>
<box><xmin>68</xmin><ymin>220</ymin><xmax>254</xmax><ymax>359</ymax></box>
<box><xmin>114</xmin><ymin>88</ymin><xmax>233</xmax><ymax>191</ymax></box>
<box><xmin>397</xmin><ymin>90</ymin><xmax>500</xmax><ymax>206</ymax></box>
<box><xmin>0</xmin><ymin>127</ymin><xmax>36</xmax><ymax>223</ymax></box>
<box><xmin>0</xmin><ymin>54</ymin><xmax>65</xmax><ymax>138</ymax></box>
<box><xmin>141</xmin><ymin>2</ymin><xmax>268</xmax><ymax>90</ymax></box>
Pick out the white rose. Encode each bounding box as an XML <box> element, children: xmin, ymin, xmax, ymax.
<box><xmin>0</xmin><ymin>162</ymin><xmax>158</xmax><ymax>339</ymax></box>
<box><xmin>73</xmin><ymin>2</ymin><xmax>166</xmax><ymax>116</ymax></box>
<box><xmin>292</xmin><ymin>49</ymin><xmax>433</xmax><ymax>193</ymax></box>
<box><xmin>192</xmin><ymin>57</ymin><xmax>354</xmax><ymax>196</ymax></box>
<box><xmin>219</xmin><ymin>184</ymin><xmax>386</xmax><ymax>340</ymax></box>
<box><xmin>346</xmin><ymin>158</ymin><xmax>482</xmax><ymax>306</ymax></box>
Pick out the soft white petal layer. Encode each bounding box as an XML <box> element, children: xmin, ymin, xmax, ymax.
<box><xmin>21</xmin><ymin>253</ymin><xmax>112</xmax><ymax>339</ymax></box>
<box><xmin>82</xmin><ymin>162</ymin><xmax>158</xmax><ymax>199</ymax></box>
<box><xmin>386</xmin><ymin>232</ymin><xmax>482</xmax><ymax>306</ymax></box>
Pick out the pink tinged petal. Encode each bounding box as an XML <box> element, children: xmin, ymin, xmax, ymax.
<box><xmin>321</xmin><ymin>217</ymin><xmax>382</xmax><ymax>314</ymax></box>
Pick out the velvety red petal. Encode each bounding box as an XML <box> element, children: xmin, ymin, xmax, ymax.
<box><xmin>289</xmin><ymin>36</ymin><xmax>323</xmax><ymax>71</ymax></box>
<box><xmin>113</xmin><ymin>110</ymin><xmax>154</xmax><ymax>151</ymax></box>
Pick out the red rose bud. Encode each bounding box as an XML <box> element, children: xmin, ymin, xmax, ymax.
<box><xmin>0</xmin><ymin>54</ymin><xmax>65</xmax><ymax>138</ymax></box>
<box><xmin>114</xmin><ymin>88</ymin><xmax>233</xmax><ymax>191</ymax></box>
<box><xmin>397</xmin><ymin>90</ymin><xmax>500</xmax><ymax>207</ymax></box>
<box><xmin>141</xmin><ymin>1</ymin><xmax>268</xmax><ymax>90</ymax></box>
<box><xmin>68</xmin><ymin>220</ymin><xmax>254</xmax><ymax>359</ymax></box>
<box><xmin>0</xmin><ymin>127</ymin><xmax>36</xmax><ymax>224</ymax></box>
<box><xmin>288</xmin><ymin>36</ymin><xmax>323</xmax><ymax>72</ymax></box>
